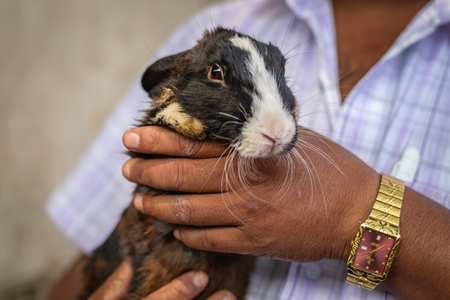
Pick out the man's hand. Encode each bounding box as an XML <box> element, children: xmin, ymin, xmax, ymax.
<box><xmin>122</xmin><ymin>126</ymin><xmax>380</xmax><ymax>262</ymax></box>
<box><xmin>88</xmin><ymin>259</ymin><xmax>235</xmax><ymax>300</ymax></box>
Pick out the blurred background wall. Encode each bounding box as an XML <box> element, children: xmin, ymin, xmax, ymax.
<box><xmin>0</xmin><ymin>0</ymin><xmax>223</xmax><ymax>298</ymax></box>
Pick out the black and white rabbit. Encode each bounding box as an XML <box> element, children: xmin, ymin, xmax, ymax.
<box><xmin>81</xmin><ymin>27</ymin><xmax>299</xmax><ymax>300</ymax></box>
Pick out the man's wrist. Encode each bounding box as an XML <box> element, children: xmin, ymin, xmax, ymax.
<box><xmin>332</xmin><ymin>170</ymin><xmax>380</xmax><ymax>262</ymax></box>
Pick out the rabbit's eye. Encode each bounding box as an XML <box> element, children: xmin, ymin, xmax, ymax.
<box><xmin>209</xmin><ymin>64</ymin><xmax>224</xmax><ymax>81</ymax></box>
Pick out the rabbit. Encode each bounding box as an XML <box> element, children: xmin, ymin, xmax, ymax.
<box><xmin>81</xmin><ymin>27</ymin><xmax>299</xmax><ymax>300</ymax></box>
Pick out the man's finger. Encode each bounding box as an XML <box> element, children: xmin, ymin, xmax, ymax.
<box><xmin>144</xmin><ymin>271</ymin><xmax>208</xmax><ymax>300</ymax></box>
<box><xmin>123</xmin><ymin>126</ymin><xmax>227</xmax><ymax>158</ymax></box>
<box><xmin>134</xmin><ymin>192</ymin><xmax>243</xmax><ymax>227</ymax></box>
<box><xmin>207</xmin><ymin>290</ymin><xmax>237</xmax><ymax>300</ymax></box>
<box><xmin>122</xmin><ymin>156</ymin><xmax>231</xmax><ymax>193</ymax></box>
<box><xmin>174</xmin><ymin>226</ymin><xmax>253</xmax><ymax>255</ymax></box>
<box><xmin>88</xmin><ymin>259</ymin><xmax>132</xmax><ymax>300</ymax></box>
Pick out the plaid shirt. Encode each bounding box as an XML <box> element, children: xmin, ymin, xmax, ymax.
<box><xmin>47</xmin><ymin>0</ymin><xmax>450</xmax><ymax>299</ymax></box>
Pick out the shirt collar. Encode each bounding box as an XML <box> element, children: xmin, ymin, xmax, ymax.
<box><xmin>283</xmin><ymin>0</ymin><xmax>450</xmax><ymax>72</ymax></box>
<box><xmin>284</xmin><ymin>0</ymin><xmax>450</xmax><ymax>25</ymax></box>
<box><xmin>382</xmin><ymin>0</ymin><xmax>450</xmax><ymax>61</ymax></box>
<box><xmin>433</xmin><ymin>0</ymin><xmax>450</xmax><ymax>25</ymax></box>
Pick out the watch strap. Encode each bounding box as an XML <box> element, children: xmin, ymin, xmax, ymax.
<box><xmin>366</xmin><ymin>174</ymin><xmax>404</xmax><ymax>236</ymax></box>
<box><xmin>346</xmin><ymin>174</ymin><xmax>405</xmax><ymax>289</ymax></box>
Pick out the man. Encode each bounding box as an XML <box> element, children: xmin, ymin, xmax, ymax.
<box><xmin>47</xmin><ymin>0</ymin><xmax>450</xmax><ymax>299</ymax></box>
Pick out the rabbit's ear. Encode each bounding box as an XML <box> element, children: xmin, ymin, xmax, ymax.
<box><xmin>141</xmin><ymin>50</ymin><xmax>188</xmax><ymax>98</ymax></box>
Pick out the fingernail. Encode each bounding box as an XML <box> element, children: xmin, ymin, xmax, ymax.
<box><xmin>173</xmin><ymin>229</ymin><xmax>180</xmax><ymax>239</ymax></box>
<box><xmin>124</xmin><ymin>131</ymin><xmax>140</xmax><ymax>149</ymax></box>
<box><xmin>122</xmin><ymin>161</ymin><xmax>131</xmax><ymax>180</ymax></box>
<box><xmin>193</xmin><ymin>271</ymin><xmax>209</xmax><ymax>288</ymax></box>
<box><xmin>134</xmin><ymin>194</ymin><xmax>143</xmax><ymax>212</ymax></box>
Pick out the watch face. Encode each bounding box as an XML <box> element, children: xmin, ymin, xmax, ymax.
<box><xmin>351</xmin><ymin>228</ymin><xmax>396</xmax><ymax>275</ymax></box>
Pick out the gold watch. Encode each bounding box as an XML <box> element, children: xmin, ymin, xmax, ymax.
<box><xmin>346</xmin><ymin>174</ymin><xmax>405</xmax><ymax>289</ymax></box>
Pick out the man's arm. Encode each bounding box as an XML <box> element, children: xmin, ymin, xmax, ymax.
<box><xmin>380</xmin><ymin>188</ymin><xmax>450</xmax><ymax>299</ymax></box>
<box><xmin>47</xmin><ymin>255</ymin><xmax>87</xmax><ymax>300</ymax></box>
<box><xmin>123</xmin><ymin>126</ymin><xmax>450</xmax><ymax>300</ymax></box>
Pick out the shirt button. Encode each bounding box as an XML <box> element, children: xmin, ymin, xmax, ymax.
<box><xmin>391</xmin><ymin>146</ymin><xmax>420</xmax><ymax>184</ymax></box>
<box><xmin>303</xmin><ymin>263</ymin><xmax>322</xmax><ymax>281</ymax></box>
